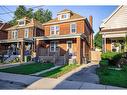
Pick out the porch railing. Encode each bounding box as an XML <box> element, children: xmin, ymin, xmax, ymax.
<box><xmin>63</xmin><ymin>49</ymin><xmax>69</xmax><ymax>64</ymax></box>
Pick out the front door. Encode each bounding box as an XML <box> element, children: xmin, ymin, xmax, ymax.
<box><xmin>67</xmin><ymin>41</ymin><xmax>73</xmax><ymax>55</ymax></box>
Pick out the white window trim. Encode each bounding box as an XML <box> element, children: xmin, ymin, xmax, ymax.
<box><xmin>70</xmin><ymin>22</ymin><xmax>77</xmax><ymax>34</ymax></box>
<box><xmin>58</xmin><ymin>13</ymin><xmax>70</xmax><ymax>20</ymax></box>
<box><xmin>50</xmin><ymin>25</ymin><xmax>60</xmax><ymax>35</ymax></box>
<box><xmin>18</xmin><ymin>20</ymin><xmax>26</xmax><ymax>26</ymax></box>
<box><xmin>24</xmin><ymin>28</ymin><xmax>29</xmax><ymax>38</ymax></box>
<box><xmin>66</xmin><ymin>41</ymin><xmax>73</xmax><ymax>50</ymax></box>
<box><xmin>12</xmin><ymin>30</ymin><xmax>18</xmax><ymax>39</ymax></box>
<box><xmin>50</xmin><ymin>41</ymin><xmax>59</xmax><ymax>52</ymax></box>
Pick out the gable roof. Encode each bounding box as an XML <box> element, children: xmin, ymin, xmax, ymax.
<box><xmin>43</xmin><ymin>9</ymin><xmax>85</xmax><ymax>25</ymax></box>
<box><xmin>57</xmin><ymin>9</ymin><xmax>72</xmax><ymax>14</ymax></box>
<box><xmin>100</xmin><ymin>5</ymin><xmax>127</xmax><ymax>30</ymax></box>
<box><xmin>0</xmin><ymin>23</ymin><xmax>11</xmax><ymax>31</ymax></box>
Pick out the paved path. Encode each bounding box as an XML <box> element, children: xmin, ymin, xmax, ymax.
<box><xmin>26</xmin><ymin>63</ymin><xmax>124</xmax><ymax>89</ymax></box>
<box><xmin>30</xmin><ymin>66</ymin><xmax>61</xmax><ymax>76</ymax></box>
<box><xmin>66</xmin><ymin>64</ymin><xmax>99</xmax><ymax>83</ymax></box>
<box><xmin>0</xmin><ymin>63</ymin><xmax>124</xmax><ymax>89</ymax></box>
<box><xmin>26</xmin><ymin>78</ymin><xmax>123</xmax><ymax>89</ymax></box>
<box><xmin>0</xmin><ymin>72</ymin><xmax>41</xmax><ymax>85</ymax></box>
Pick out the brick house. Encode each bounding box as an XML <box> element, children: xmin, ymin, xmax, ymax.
<box><xmin>35</xmin><ymin>9</ymin><xmax>94</xmax><ymax>64</ymax></box>
<box><xmin>0</xmin><ymin>17</ymin><xmax>43</xmax><ymax>62</ymax></box>
<box><xmin>100</xmin><ymin>5</ymin><xmax>127</xmax><ymax>53</ymax></box>
<box><xmin>0</xmin><ymin>23</ymin><xmax>11</xmax><ymax>52</ymax></box>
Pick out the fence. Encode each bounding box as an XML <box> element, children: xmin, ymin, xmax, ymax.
<box><xmin>90</xmin><ymin>51</ymin><xmax>102</xmax><ymax>64</ymax></box>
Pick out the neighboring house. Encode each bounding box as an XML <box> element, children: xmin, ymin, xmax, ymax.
<box><xmin>100</xmin><ymin>5</ymin><xmax>127</xmax><ymax>53</ymax></box>
<box><xmin>35</xmin><ymin>9</ymin><xmax>94</xmax><ymax>64</ymax></box>
<box><xmin>0</xmin><ymin>17</ymin><xmax>43</xmax><ymax>62</ymax></box>
<box><xmin>0</xmin><ymin>23</ymin><xmax>11</xmax><ymax>52</ymax></box>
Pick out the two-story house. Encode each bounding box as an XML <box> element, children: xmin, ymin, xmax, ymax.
<box><xmin>100</xmin><ymin>5</ymin><xmax>127</xmax><ymax>53</ymax></box>
<box><xmin>0</xmin><ymin>23</ymin><xmax>11</xmax><ymax>52</ymax></box>
<box><xmin>35</xmin><ymin>9</ymin><xmax>94</xmax><ymax>64</ymax></box>
<box><xmin>0</xmin><ymin>17</ymin><xmax>43</xmax><ymax>62</ymax></box>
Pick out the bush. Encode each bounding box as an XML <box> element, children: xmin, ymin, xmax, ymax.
<box><xmin>101</xmin><ymin>52</ymin><xmax>122</xmax><ymax>66</ymax></box>
<box><xmin>122</xmin><ymin>65</ymin><xmax>127</xmax><ymax>72</ymax></box>
<box><xmin>99</xmin><ymin>60</ymin><xmax>109</xmax><ymax>67</ymax></box>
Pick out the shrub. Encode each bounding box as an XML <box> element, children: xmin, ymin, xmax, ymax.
<box><xmin>122</xmin><ymin>65</ymin><xmax>127</xmax><ymax>72</ymax></box>
<box><xmin>99</xmin><ymin>60</ymin><xmax>109</xmax><ymax>67</ymax></box>
<box><xmin>101</xmin><ymin>52</ymin><xmax>122</xmax><ymax>66</ymax></box>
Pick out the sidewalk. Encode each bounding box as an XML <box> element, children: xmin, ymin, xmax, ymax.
<box><xmin>26</xmin><ymin>78</ymin><xmax>124</xmax><ymax>89</ymax></box>
<box><xmin>0</xmin><ymin>72</ymin><xmax>41</xmax><ymax>85</ymax></box>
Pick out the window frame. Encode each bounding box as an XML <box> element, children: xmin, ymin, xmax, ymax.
<box><xmin>18</xmin><ymin>20</ymin><xmax>26</xmax><ymax>26</ymax></box>
<box><xmin>70</xmin><ymin>22</ymin><xmax>77</xmax><ymax>33</ymax></box>
<box><xmin>50</xmin><ymin>25</ymin><xmax>60</xmax><ymax>35</ymax></box>
<box><xmin>24</xmin><ymin>28</ymin><xmax>29</xmax><ymax>38</ymax></box>
<box><xmin>50</xmin><ymin>41</ymin><xmax>58</xmax><ymax>52</ymax></box>
<box><xmin>12</xmin><ymin>30</ymin><xmax>18</xmax><ymax>39</ymax></box>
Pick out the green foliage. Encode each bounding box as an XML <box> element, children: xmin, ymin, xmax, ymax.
<box><xmin>101</xmin><ymin>52</ymin><xmax>122</xmax><ymax>60</ymax></box>
<box><xmin>99</xmin><ymin>60</ymin><xmax>109</xmax><ymax>67</ymax></box>
<box><xmin>94</xmin><ymin>32</ymin><xmax>102</xmax><ymax>48</ymax></box>
<box><xmin>97</xmin><ymin>67</ymin><xmax>127</xmax><ymax>88</ymax></box>
<box><xmin>33</xmin><ymin>8</ymin><xmax>52</xmax><ymax>23</ymax></box>
<box><xmin>122</xmin><ymin>64</ymin><xmax>127</xmax><ymax>72</ymax></box>
<box><xmin>39</xmin><ymin>64</ymin><xmax>80</xmax><ymax>78</ymax></box>
<box><xmin>9</xmin><ymin>6</ymin><xmax>52</xmax><ymax>25</ymax></box>
<box><xmin>0</xmin><ymin>63</ymin><xmax>54</xmax><ymax>75</ymax></box>
<box><xmin>101</xmin><ymin>52</ymin><xmax>122</xmax><ymax>66</ymax></box>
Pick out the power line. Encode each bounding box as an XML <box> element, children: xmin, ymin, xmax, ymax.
<box><xmin>0</xmin><ymin>5</ymin><xmax>44</xmax><ymax>15</ymax></box>
<box><xmin>0</xmin><ymin>6</ymin><xmax>13</xmax><ymax>18</ymax></box>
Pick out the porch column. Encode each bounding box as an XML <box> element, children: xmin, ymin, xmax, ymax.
<box><xmin>20</xmin><ymin>41</ymin><xmax>25</xmax><ymax>63</ymax></box>
<box><xmin>76</xmin><ymin>37</ymin><xmax>81</xmax><ymax>64</ymax></box>
<box><xmin>36</xmin><ymin>39</ymin><xmax>40</xmax><ymax>57</ymax></box>
<box><xmin>102</xmin><ymin>33</ymin><xmax>106</xmax><ymax>52</ymax></box>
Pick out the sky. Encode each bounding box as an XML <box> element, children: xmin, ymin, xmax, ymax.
<box><xmin>0</xmin><ymin>6</ymin><xmax>117</xmax><ymax>35</ymax></box>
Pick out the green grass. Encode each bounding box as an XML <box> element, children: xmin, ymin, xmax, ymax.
<box><xmin>39</xmin><ymin>64</ymin><xmax>80</xmax><ymax>78</ymax></box>
<box><xmin>0</xmin><ymin>63</ymin><xmax>54</xmax><ymax>75</ymax></box>
<box><xmin>97</xmin><ymin>67</ymin><xmax>127</xmax><ymax>88</ymax></box>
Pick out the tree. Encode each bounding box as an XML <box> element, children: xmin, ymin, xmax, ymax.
<box><xmin>9</xmin><ymin>6</ymin><xmax>52</xmax><ymax>25</ymax></box>
<box><xmin>26</xmin><ymin>8</ymin><xmax>34</xmax><ymax>19</ymax></box>
<box><xmin>14</xmin><ymin>5</ymin><xmax>27</xmax><ymax>19</ymax></box>
<box><xmin>33</xmin><ymin>8</ymin><xmax>52</xmax><ymax>23</ymax></box>
<box><xmin>94</xmin><ymin>32</ymin><xmax>102</xmax><ymax>49</ymax></box>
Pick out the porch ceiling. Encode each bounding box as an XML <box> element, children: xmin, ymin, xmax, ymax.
<box><xmin>0</xmin><ymin>38</ymin><xmax>33</xmax><ymax>43</ymax></box>
<box><xmin>102</xmin><ymin>32</ymin><xmax>127</xmax><ymax>38</ymax></box>
<box><xmin>35</xmin><ymin>33</ymin><xmax>86</xmax><ymax>40</ymax></box>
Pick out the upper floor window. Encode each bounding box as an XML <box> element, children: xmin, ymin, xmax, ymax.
<box><xmin>70</xmin><ymin>23</ymin><xmax>77</xmax><ymax>33</ymax></box>
<box><xmin>12</xmin><ymin>30</ymin><xmax>18</xmax><ymax>39</ymax></box>
<box><xmin>58</xmin><ymin>13</ymin><xmax>70</xmax><ymax>20</ymax></box>
<box><xmin>18</xmin><ymin>20</ymin><xmax>25</xmax><ymax>26</ymax></box>
<box><xmin>50</xmin><ymin>25</ymin><xmax>59</xmax><ymax>35</ymax></box>
<box><xmin>24</xmin><ymin>28</ymin><xmax>29</xmax><ymax>38</ymax></box>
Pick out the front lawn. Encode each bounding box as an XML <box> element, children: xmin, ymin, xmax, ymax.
<box><xmin>0</xmin><ymin>63</ymin><xmax>54</xmax><ymax>75</ymax></box>
<box><xmin>97</xmin><ymin>67</ymin><xmax>127</xmax><ymax>88</ymax></box>
<box><xmin>39</xmin><ymin>64</ymin><xmax>80</xmax><ymax>78</ymax></box>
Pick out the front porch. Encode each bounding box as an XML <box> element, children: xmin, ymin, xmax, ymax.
<box><xmin>102</xmin><ymin>32</ymin><xmax>127</xmax><ymax>52</ymax></box>
<box><xmin>0</xmin><ymin>39</ymin><xmax>34</xmax><ymax>63</ymax></box>
<box><xmin>35</xmin><ymin>36</ymin><xmax>89</xmax><ymax>65</ymax></box>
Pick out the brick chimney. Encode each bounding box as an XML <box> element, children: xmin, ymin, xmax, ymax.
<box><xmin>89</xmin><ymin>16</ymin><xmax>93</xmax><ymax>28</ymax></box>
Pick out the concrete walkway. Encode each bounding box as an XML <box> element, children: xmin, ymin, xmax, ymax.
<box><xmin>26</xmin><ymin>77</ymin><xmax>123</xmax><ymax>89</ymax></box>
<box><xmin>0</xmin><ymin>63</ymin><xmax>124</xmax><ymax>89</ymax></box>
<box><xmin>66</xmin><ymin>64</ymin><xmax>99</xmax><ymax>83</ymax></box>
<box><xmin>0</xmin><ymin>72</ymin><xmax>41</xmax><ymax>85</ymax></box>
<box><xmin>30</xmin><ymin>66</ymin><xmax>61</xmax><ymax>76</ymax></box>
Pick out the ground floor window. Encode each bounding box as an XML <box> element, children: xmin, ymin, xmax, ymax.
<box><xmin>111</xmin><ymin>39</ymin><xmax>125</xmax><ymax>52</ymax></box>
<box><xmin>50</xmin><ymin>41</ymin><xmax>58</xmax><ymax>52</ymax></box>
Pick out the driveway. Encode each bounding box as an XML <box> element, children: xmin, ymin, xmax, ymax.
<box><xmin>65</xmin><ymin>64</ymin><xmax>99</xmax><ymax>84</ymax></box>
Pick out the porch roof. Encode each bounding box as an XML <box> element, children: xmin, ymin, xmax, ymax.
<box><xmin>35</xmin><ymin>33</ymin><xmax>86</xmax><ymax>40</ymax></box>
<box><xmin>0</xmin><ymin>38</ymin><xmax>33</xmax><ymax>43</ymax></box>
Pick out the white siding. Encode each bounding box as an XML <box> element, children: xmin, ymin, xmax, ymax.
<box><xmin>102</xmin><ymin>6</ymin><xmax>127</xmax><ymax>29</ymax></box>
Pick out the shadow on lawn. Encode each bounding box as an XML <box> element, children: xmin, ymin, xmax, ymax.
<box><xmin>52</xmin><ymin>64</ymin><xmax>100</xmax><ymax>89</ymax></box>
